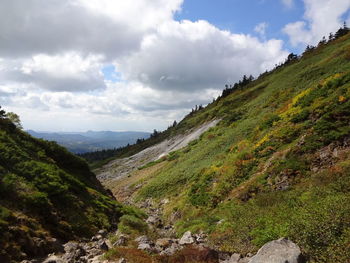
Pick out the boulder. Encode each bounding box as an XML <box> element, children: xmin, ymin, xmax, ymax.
<box><xmin>97</xmin><ymin>230</ymin><xmax>107</xmax><ymax>237</ymax></box>
<box><xmin>229</xmin><ymin>253</ymin><xmax>241</xmax><ymax>263</ymax></box>
<box><xmin>97</xmin><ymin>240</ymin><xmax>109</xmax><ymax>251</ymax></box>
<box><xmin>62</xmin><ymin>242</ymin><xmax>86</xmax><ymax>263</ymax></box>
<box><xmin>146</xmin><ymin>215</ymin><xmax>162</xmax><ymax>227</ymax></box>
<box><xmin>43</xmin><ymin>255</ymin><xmax>64</xmax><ymax>263</ymax></box>
<box><xmin>179</xmin><ymin>231</ymin><xmax>195</xmax><ymax>245</ymax></box>
<box><xmin>138</xmin><ymin>243</ymin><xmax>153</xmax><ymax>252</ymax></box>
<box><xmin>219</xmin><ymin>252</ymin><xmax>242</xmax><ymax>263</ymax></box>
<box><xmin>135</xmin><ymin>235</ymin><xmax>151</xmax><ymax>244</ymax></box>
<box><xmin>238</xmin><ymin>258</ymin><xmax>250</xmax><ymax>263</ymax></box>
<box><xmin>63</xmin><ymin>242</ymin><xmax>79</xmax><ymax>253</ymax></box>
<box><xmin>248</xmin><ymin>238</ymin><xmax>304</xmax><ymax>263</ymax></box>
<box><xmin>105</xmin><ymin>239</ymin><xmax>113</xmax><ymax>250</ymax></box>
<box><xmin>113</xmin><ymin>234</ymin><xmax>128</xmax><ymax>246</ymax></box>
<box><xmin>159</xmin><ymin>243</ymin><xmax>182</xmax><ymax>256</ymax></box>
<box><xmin>91</xmin><ymin>235</ymin><xmax>103</xmax><ymax>241</ymax></box>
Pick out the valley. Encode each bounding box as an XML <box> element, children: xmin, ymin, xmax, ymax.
<box><xmin>81</xmin><ymin>32</ymin><xmax>350</xmax><ymax>263</ymax></box>
<box><xmin>1</xmin><ymin>17</ymin><xmax>350</xmax><ymax>263</ymax></box>
<box><xmin>28</xmin><ymin>131</ymin><xmax>150</xmax><ymax>154</ymax></box>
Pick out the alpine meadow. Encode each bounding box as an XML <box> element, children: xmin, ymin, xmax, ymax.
<box><xmin>1</xmin><ymin>1</ymin><xmax>350</xmax><ymax>263</ymax></box>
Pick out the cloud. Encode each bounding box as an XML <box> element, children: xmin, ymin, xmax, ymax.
<box><xmin>0</xmin><ymin>0</ymin><xmax>290</xmax><ymax>131</ymax></box>
<box><xmin>0</xmin><ymin>0</ymin><xmax>182</xmax><ymax>59</ymax></box>
<box><xmin>0</xmin><ymin>53</ymin><xmax>106</xmax><ymax>92</ymax></box>
<box><xmin>254</xmin><ymin>22</ymin><xmax>269</xmax><ymax>39</ymax></box>
<box><xmin>283</xmin><ymin>0</ymin><xmax>350</xmax><ymax>47</ymax></box>
<box><xmin>117</xmin><ymin>20</ymin><xmax>287</xmax><ymax>92</ymax></box>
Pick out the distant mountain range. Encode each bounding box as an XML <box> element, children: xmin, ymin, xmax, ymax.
<box><xmin>27</xmin><ymin>130</ymin><xmax>150</xmax><ymax>153</ymax></box>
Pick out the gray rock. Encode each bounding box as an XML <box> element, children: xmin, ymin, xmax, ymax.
<box><xmin>62</xmin><ymin>242</ymin><xmax>86</xmax><ymax>263</ymax></box>
<box><xmin>146</xmin><ymin>215</ymin><xmax>162</xmax><ymax>227</ymax></box>
<box><xmin>179</xmin><ymin>231</ymin><xmax>195</xmax><ymax>245</ymax></box>
<box><xmin>43</xmin><ymin>255</ymin><xmax>64</xmax><ymax>263</ymax></box>
<box><xmin>105</xmin><ymin>239</ymin><xmax>113</xmax><ymax>250</ymax></box>
<box><xmin>118</xmin><ymin>258</ymin><xmax>127</xmax><ymax>263</ymax></box>
<box><xmin>159</xmin><ymin>243</ymin><xmax>182</xmax><ymax>256</ymax></box>
<box><xmin>248</xmin><ymin>238</ymin><xmax>304</xmax><ymax>263</ymax></box>
<box><xmin>238</xmin><ymin>258</ymin><xmax>250</xmax><ymax>263</ymax></box>
<box><xmin>91</xmin><ymin>234</ymin><xmax>103</xmax><ymax>241</ymax></box>
<box><xmin>97</xmin><ymin>240</ymin><xmax>109</xmax><ymax>251</ymax></box>
<box><xmin>86</xmin><ymin>249</ymin><xmax>102</xmax><ymax>258</ymax></box>
<box><xmin>229</xmin><ymin>253</ymin><xmax>241</xmax><ymax>263</ymax></box>
<box><xmin>88</xmin><ymin>255</ymin><xmax>102</xmax><ymax>263</ymax></box>
<box><xmin>63</xmin><ymin>241</ymin><xmax>79</xmax><ymax>253</ymax></box>
<box><xmin>135</xmin><ymin>235</ymin><xmax>151</xmax><ymax>244</ymax></box>
<box><xmin>114</xmin><ymin>234</ymin><xmax>128</xmax><ymax>246</ymax></box>
<box><xmin>97</xmin><ymin>230</ymin><xmax>107</xmax><ymax>237</ymax></box>
<box><xmin>219</xmin><ymin>253</ymin><xmax>245</xmax><ymax>263</ymax></box>
<box><xmin>138</xmin><ymin>243</ymin><xmax>152</xmax><ymax>252</ymax></box>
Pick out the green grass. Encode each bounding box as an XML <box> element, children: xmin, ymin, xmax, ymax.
<box><xmin>128</xmin><ymin>33</ymin><xmax>350</xmax><ymax>262</ymax></box>
<box><xmin>0</xmin><ymin>117</ymin><xmax>147</xmax><ymax>262</ymax></box>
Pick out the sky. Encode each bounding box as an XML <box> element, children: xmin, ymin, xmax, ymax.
<box><xmin>0</xmin><ymin>0</ymin><xmax>350</xmax><ymax>132</ymax></box>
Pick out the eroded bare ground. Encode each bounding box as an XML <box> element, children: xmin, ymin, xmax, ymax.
<box><xmin>95</xmin><ymin>119</ymin><xmax>220</xmax><ymax>187</ymax></box>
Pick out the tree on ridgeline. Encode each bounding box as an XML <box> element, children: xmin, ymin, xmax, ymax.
<box><xmin>335</xmin><ymin>21</ymin><xmax>350</xmax><ymax>39</ymax></box>
<box><xmin>221</xmin><ymin>74</ymin><xmax>254</xmax><ymax>98</ymax></box>
<box><xmin>6</xmin><ymin>112</ymin><xmax>23</xmax><ymax>129</ymax></box>
<box><xmin>328</xmin><ymin>32</ymin><xmax>334</xmax><ymax>41</ymax></box>
<box><xmin>0</xmin><ymin>106</ymin><xmax>5</xmax><ymax>118</ymax></box>
<box><xmin>318</xmin><ymin>36</ymin><xmax>327</xmax><ymax>46</ymax></box>
<box><xmin>285</xmin><ymin>53</ymin><xmax>298</xmax><ymax>64</ymax></box>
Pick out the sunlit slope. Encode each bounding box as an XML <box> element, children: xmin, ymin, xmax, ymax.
<box><xmin>124</xmin><ymin>33</ymin><xmax>350</xmax><ymax>262</ymax></box>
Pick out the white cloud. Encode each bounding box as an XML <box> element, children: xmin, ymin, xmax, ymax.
<box><xmin>283</xmin><ymin>0</ymin><xmax>350</xmax><ymax>47</ymax></box>
<box><xmin>0</xmin><ymin>53</ymin><xmax>106</xmax><ymax>92</ymax></box>
<box><xmin>0</xmin><ymin>0</ymin><xmax>183</xmax><ymax>60</ymax></box>
<box><xmin>0</xmin><ymin>0</ymin><xmax>290</xmax><ymax>131</ymax></box>
<box><xmin>254</xmin><ymin>22</ymin><xmax>269</xmax><ymax>39</ymax></box>
<box><xmin>118</xmin><ymin>20</ymin><xmax>287</xmax><ymax>92</ymax></box>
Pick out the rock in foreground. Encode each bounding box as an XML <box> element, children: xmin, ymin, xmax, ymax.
<box><xmin>248</xmin><ymin>238</ymin><xmax>304</xmax><ymax>263</ymax></box>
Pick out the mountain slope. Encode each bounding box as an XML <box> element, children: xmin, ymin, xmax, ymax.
<box><xmin>0</xmin><ymin>118</ymin><xmax>145</xmax><ymax>262</ymax></box>
<box><xmin>99</xmin><ymin>33</ymin><xmax>350</xmax><ymax>262</ymax></box>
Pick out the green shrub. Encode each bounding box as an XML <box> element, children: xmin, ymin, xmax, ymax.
<box><xmin>117</xmin><ymin>215</ymin><xmax>148</xmax><ymax>235</ymax></box>
<box><xmin>290</xmin><ymin>109</ymin><xmax>310</xmax><ymax>123</ymax></box>
<box><xmin>260</xmin><ymin>114</ymin><xmax>281</xmax><ymax>130</ymax></box>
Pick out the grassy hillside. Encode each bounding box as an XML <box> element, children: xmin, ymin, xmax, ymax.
<box><xmin>110</xmin><ymin>33</ymin><xmax>350</xmax><ymax>262</ymax></box>
<box><xmin>0</xmin><ymin>117</ymin><xmax>145</xmax><ymax>262</ymax></box>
